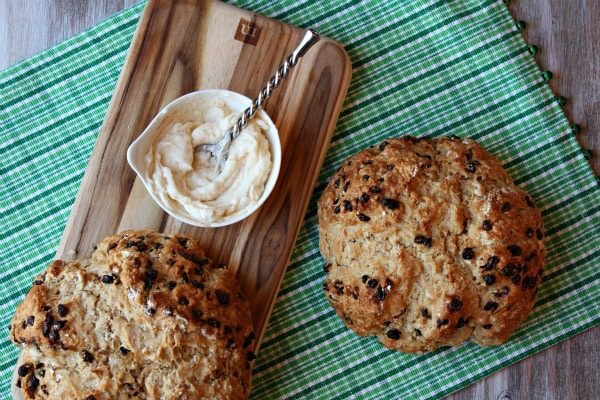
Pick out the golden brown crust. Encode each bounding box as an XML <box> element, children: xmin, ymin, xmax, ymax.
<box><xmin>10</xmin><ymin>230</ymin><xmax>255</xmax><ymax>399</ymax></box>
<box><xmin>317</xmin><ymin>136</ymin><xmax>545</xmax><ymax>353</ymax></box>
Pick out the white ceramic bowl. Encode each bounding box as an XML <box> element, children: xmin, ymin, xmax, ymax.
<box><xmin>127</xmin><ymin>89</ymin><xmax>281</xmax><ymax>228</ymax></box>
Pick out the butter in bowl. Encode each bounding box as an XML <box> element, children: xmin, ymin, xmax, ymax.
<box><xmin>127</xmin><ymin>89</ymin><xmax>282</xmax><ymax>227</ymax></box>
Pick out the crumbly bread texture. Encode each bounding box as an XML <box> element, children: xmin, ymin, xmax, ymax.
<box><xmin>317</xmin><ymin>136</ymin><xmax>546</xmax><ymax>353</ymax></box>
<box><xmin>10</xmin><ymin>230</ymin><xmax>255</xmax><ymax>399</ymax></box>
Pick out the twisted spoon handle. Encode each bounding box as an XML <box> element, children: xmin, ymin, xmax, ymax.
<box><xmin>229</xmin><ymin>29</ymin><xmax>320</xmax><ymax>140</ymax></box>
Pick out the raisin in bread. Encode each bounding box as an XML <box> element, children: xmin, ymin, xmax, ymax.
<box><xmin>10</xmin><ymin>230</ymin><xmax>256</xmax><ymax>399</ymax></box>
<box><xmin>317</xmin><ymin>136</ymin><xmax>545</xmax><ymax>353</ymax></box>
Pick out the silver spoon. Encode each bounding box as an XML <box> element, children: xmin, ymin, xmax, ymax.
<box><xmin>194</xmin><ymin>28</ymin><xmax>320</xmax><ymax>172</ymax></box>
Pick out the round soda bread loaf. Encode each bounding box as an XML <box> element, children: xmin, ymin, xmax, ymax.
<box><xmin>317</xmin><ymin>136</ymin><xmax>546</xmax><ymax>353</ymax></box>
<box><xmin>10</xmin><ymin>230</ymin><xmax>256</xmax><ymax>399</ymax></box>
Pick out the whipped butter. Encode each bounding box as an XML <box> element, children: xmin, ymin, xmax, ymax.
<box><xmin>144</xmin><ymin>99</ymin><xmax>272</xmax><ymax>224</ymax></box>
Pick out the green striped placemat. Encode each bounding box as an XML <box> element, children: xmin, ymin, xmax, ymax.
<box><xmin>1</xmin><ymin>0</ymin><xmax>598</xmax><ymax>398</ymax></box>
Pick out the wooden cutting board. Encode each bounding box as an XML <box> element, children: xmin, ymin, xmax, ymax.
<box><xmin>67</xmin><ymin>0</ymin><xmax>349</xmax><ymax>346</ymax></box>
<box><xmin>12</xmin><ymin>0</ymin><xmax>350</xmax><ymax>394</ymax></box>
<box><xmin>12</xmin><ymin>1</ymin><xmax>350</xmax><ymax>393</ymax></box>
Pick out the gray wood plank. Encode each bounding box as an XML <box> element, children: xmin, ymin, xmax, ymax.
<box><xmin>0</xmin><ymin>0</ymin><xmax>138</xmax><ymax>70</ymax></box>
<box><xmin>508</xmin><ymin>0</ymin><xmax>599</xmax><ymax>175</ymax></box>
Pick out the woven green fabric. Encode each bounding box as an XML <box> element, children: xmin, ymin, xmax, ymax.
<box><xmin>1</xmin><ymin>0</ymin><xmax>599</xmax><ymax>398</ymax></box>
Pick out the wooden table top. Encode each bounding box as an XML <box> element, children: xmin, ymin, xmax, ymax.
<box><xmin>1</xmin><ymin>1</ymin><xmax>597</xmax><ymax>399</ymax></box>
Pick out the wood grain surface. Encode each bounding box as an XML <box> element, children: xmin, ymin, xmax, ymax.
<box><xmin>2</xmin><ymin>1</ymin><xmax>598</xmax><ymax>399</ymax></box>
<box><xmin>54</xmin><ymin>0</ymin><xmax>350</xmax><ymax>349</ymax></box>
